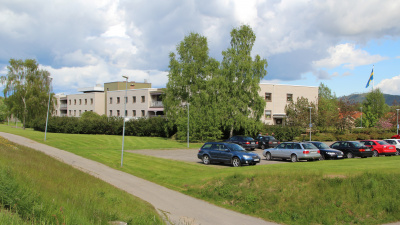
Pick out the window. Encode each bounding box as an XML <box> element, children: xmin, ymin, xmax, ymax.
<box><xmin>132</xmin><ymin>96</ymin><xmax>136</xmax><ymax>103</ymax></box>
<box><xmin>69</xmin><ymin>100</ymin><xmax>71</xmax><ymax>105</ymax></box>
<box><xmin>141</xmin><ymin>96</ymin><xmax>145</xmax><ymax>103</ymax></box>
<box><xmin>125</xmin><ymin>97</ymin><xmax>128</xmax><ymax>104</ymax></box>
<box><xmin>109</xmin><ymin>97</ymin><xmax>112</xmax><ymax>104</ymax></box>
<box><xmin>125</xmin><ymin>110</ymin><xmax>127</xmax><ymax>117</ymax></box>
<box><xmin>85</xmin><ymin>99</ymin><xmax>87</xmax><ymax>105</ymax></box>
<box><xmin>79</xmin><ymin>99</ymin><xmax>82</xmax><ymax>105</ymax></box>
<box><xmin>287</xmin><ymin>93</ymin><xmax>293</xmax><ymax>102</ymax></box>
<box><xmin>141</xmin><ymin>110</ymin><xmax>145</xmax><ymax>117</ymax></box>
<box><xmin>69</xmin><ymin>110</ymin><xmax>72</xmax><ymax>116</ymax></box>
<box><xmin>117</xmin><ymin>97</ymin><xmax>120</xmax><ymax>104</ymax></box>
<box><xmin>90</xmin><ymin>98</ymin><xmax>93</xmax><ymax>105</ymax></box>
<box><xmin>265</xmin><ymin>110</ymin><xmax>271</xmax><ymax>119</ymax></box>
<box><xmin>74</xmin><ymin>110</ymin><xmax>76</xmax><ymax>116</ymax></box>
<box><xmin>117</xmin><ymin>110</ymin><xmax>120</xmax><ymax>116</ymax></box>
<box><xmin>265</xmin><ymin>92</ymin><xmax>272</xmax><ymax>101</ymax></box>
<box><xmin>109</xmin><ymin>110</ymin><xmax>112</xmax><ymax>116</ymax></box>
<box><xmin>79</xmin><ymin>110</ymin><xmax>81</xmax><ymax>116</ymax></box>
<box><xmin>133</xmin><ymin>110</ymin><xmax>136</xmax><ymax>117</ymax></box>
<box><xmin>74</xmin><ymin>99</ymin><xmax>76</xmax><ymax>105</ymax></box>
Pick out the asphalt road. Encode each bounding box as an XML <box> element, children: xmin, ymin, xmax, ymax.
<box><xmin>0</xmin><ymin>132</ymin><xmax>277</xmax><ymax>225</ymax></box>
<box><xmin>131</xmin><ymin>148</ymin><xmax>288</xmax><ymax>166</ymax></box>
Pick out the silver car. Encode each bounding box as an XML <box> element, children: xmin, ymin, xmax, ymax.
<box><xmin>263</xmin><ymin>142</ymin><xmax>321</xmax><ymax>162</ymax></box>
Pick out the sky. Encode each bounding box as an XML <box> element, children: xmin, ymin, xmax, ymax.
<box><xmin>1</xmin><ymin>0</ymin><xmax>400</xmax><ymax>97</ymax></box>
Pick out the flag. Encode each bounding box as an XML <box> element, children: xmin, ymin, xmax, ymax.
<box><xmin>365</xmin><ymin>67</ymin><xmax>373</xmax><ymax>88</ymax></box>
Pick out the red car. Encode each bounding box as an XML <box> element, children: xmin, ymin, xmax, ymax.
<box><xmin>391</xmin><ymin>134</ymin><xmax>400</xmax><ymax>139</ymax></box>
<box><xmin>359</xmin><ymin>140</ymin><xmax>397</xmax><ymax>157</ymax></box>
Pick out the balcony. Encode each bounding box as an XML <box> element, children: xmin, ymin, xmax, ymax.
<box><xmin>60</xmin><ymin>104</ymin><xmax>68</xmax><ymax>110</ymax></box>
<box><xmin>151</xmin><ymin>101</ymin><xmax>163</xmax><ymax>108</ymax></box>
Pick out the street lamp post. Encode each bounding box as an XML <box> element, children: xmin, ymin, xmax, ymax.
<box><xmin>187</xmin><ymin>103</ymin><xmax>190</xmax><ymax>148</ymax></box>
<box><xmin>397</xmin><ymin>109</ymin><xmax>399</xmax><ymax>135</ymax></box>
<box><xmin>44</xmin><ymin>77</ymin><xmax>52</xmax><ymax>141</ymax></box>
<box><xmin>309</xmin><ymin>107</ymin><xmax>312</xmax><ymax>141</ymax></box>
<box><xmin>121</xmin><ymin>75</ymin><xmax>128</xmax><ymax>167</ymax></box>
<box><xmin>360</xmin><ymin>107</ymin><xmax>362</xmax><ymax>128</ymax></box>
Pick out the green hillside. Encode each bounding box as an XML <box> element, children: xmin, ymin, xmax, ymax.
<box><xmin>340</xmin><ymin>93</ymin><xmax>400</xmax><ymax>106</ymax></box>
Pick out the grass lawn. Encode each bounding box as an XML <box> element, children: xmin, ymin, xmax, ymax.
<box><xmin>0</xmin><ymin>135</ymin><xmax>164</xmax><ymax>224</ymax></box>
<box><xmin>1</xmin><ymin>124</ymin><xmax>400</xmax><ymax>224</ymax></box>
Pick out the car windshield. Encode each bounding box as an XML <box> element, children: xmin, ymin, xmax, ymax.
<box><xmin>301</xmin><ymin>143</ymin><xmax>318</xmax><ymax>149</ymax></box>
<box><xmin>385</xmin><ymin>140</ymin><xmax>395</xmax><ymax>144</ymax></box>
<box><xmin>312</xmin><ymin>142</ymin><xmax>330</xmax><ymax>149</ymax></box>
<box><xmin>242</xmin><ymin>136</ymin><xmax>254</xmax><ymax>141</ymax></box>
<box><xmin>351</xmin><ymin>142</ymin><xmax>364</xmax><ymax>148</ymax></box>
<box><xmin>377</xmin><ymin>140</ymin><xmax>388</xmax><ymax>145</ymax></box>
<box><xmin>227</xmin><ymin>143</ymin><xmax>246</xmax><ymax>152</ymax></box>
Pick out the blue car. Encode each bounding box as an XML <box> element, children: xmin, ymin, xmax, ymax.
<box><xmin>197</xmin><ymin>142</ymin><xmax>261</xmax><ymax>167</ymax></box>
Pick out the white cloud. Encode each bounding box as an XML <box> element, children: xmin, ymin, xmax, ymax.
<box><xmin>376</xmin><ymin>75</ymin><xmax>400</xmax><ymax>95</ymax></box>
<box><xmin>1</xmin><ymin>0</ymin><xmax>400</xmax><ymax>96</ymax></box>
<box><xmin>312</xmin><ymin>43</ymin><xmax>387</xmax><ymax>69</ymax></box>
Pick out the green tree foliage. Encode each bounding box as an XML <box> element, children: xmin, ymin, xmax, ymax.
<box><xmin>317</xmin><ymin>83</ymin><xmax>339</xmax><ymax>130</ymax></box>
<box><xmin>362</xmin><ymin>88</ymin><xmax>389</xmax><ymax>128</ymax></box>
<box><xmin>163</xmin><ymin>32</ymin><xmax>221</xmax><ymax>141</ymax></box>
<box><xmin>337</xmin><ymin>98</ymin><xmax>357</xmax><ymax>131</ymax></box>
<box><xmin>164</xmin><ymin>25</ymin><xmax>267</xmax><ymax>140</ymax></box>
<box><xmin>220</xmin><ymin>25</ymin><xmax>267</xmax><ymax>137</ymax></box>
<box><xmin>285</xmin><ymin>97</ymin><xmax>317</xmax><ymax>128</ymax></box>
<box><xmin>1</xmin><ymin>59</ymin><xmax>54</xmax><ymax>128</ymax></box>
<box><xmin>0</xmin><ymin>97</ymin><xmax>8</xmax><ymax>122</ymax></box>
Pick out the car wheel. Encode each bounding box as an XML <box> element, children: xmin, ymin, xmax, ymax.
<box><xmin>290</xmin><ymin>154</ymin><xmax>298</xmax><ymax>162</ymax></box>
<box><xmin>319</xmin><ymin>154</ymin><xmax>325</xmax><ymax>160</ymax></box>
<box><xmin>202</xmin><ymin>155</ymin><xmax>210</xmax><ymax>165</ymax></box>
<box><xmin>232</xmin><ymin>157</ymin><xmax>241</xmax><ymax>167</ymax></box>
<box><xmin>265</xmin><ymin>152</ymin><xmax>272</xmax><ymax>160</ymax></box>
<box><xmin>261</xmin><ymin>144</ymin><xmax>265</xmax><ymax>150</ymax></box>
<box><xmin>373</xmin><ymin>150</ymin><xmax>379</xmax><ymax>157</ymax></box>
<box><xmin>346</xmin><ymin>152</ymin><xmax>354</xmax><ymax>158</ymax></box>
<box><xmin>396</xmin><ymin>150</ymin><xmax>400</xmax><ymax>156</ymax></box>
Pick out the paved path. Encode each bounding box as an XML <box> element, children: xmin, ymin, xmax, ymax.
<box><xmin>0</xmin><ymin>132</ymin><xmax>276</xmax><ymax>225</ymax></box>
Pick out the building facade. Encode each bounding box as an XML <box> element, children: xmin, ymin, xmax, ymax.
<box><xmin>258</xmin><ymin>83</ymin><xmax>318</xmax><ymax>125</ymax></box>
<box><xmin>54</xmin><ymin>82</ymin><xmax>318</xmax><ymax>124</ymax></box>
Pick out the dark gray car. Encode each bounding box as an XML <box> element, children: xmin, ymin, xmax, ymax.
<box><xmin>197</xmin><ymin>142</ymin><xmax>261</xmax><ymax>167</ymax></box>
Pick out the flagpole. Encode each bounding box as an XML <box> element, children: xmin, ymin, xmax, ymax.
<box><xmin>372</xmin><ymin>65</ymin><xmax>374</xmax><ymax>90</ymax></box>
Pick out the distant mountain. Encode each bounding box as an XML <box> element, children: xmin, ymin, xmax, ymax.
<box><xmin>340</xmin><ymin>93</ymin><xmax>400</xmax><ymax>106</ymax></box>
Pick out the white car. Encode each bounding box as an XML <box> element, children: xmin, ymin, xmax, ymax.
<box><xmin>383</xmin><ymin>139</ymin><xmax>400</xmax><ymax>155</ymax></box>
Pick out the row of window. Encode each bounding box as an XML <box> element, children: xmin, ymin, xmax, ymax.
<box><xmin>109</xmin><ymin>110</ymin><xmax>145</xmax><ymax>117</ymax></box>
<box><xmin>265</xmin><ymin>93</ymin><xmax>293</xmax><ymax>102</ymax></box>
<box><xmin>109</xmin><ymin>96</ymin><xmax>145</xmax><ymax>104</ymax></box>
<box><xmin>69</xmin><ymin>98</ymin><xmax>94</xmax><ymax>105</ymax></box>
<box><xmin>69</xmin><ymin>109</ymin><xmax>93</xmax><ymax>116</ymax></box>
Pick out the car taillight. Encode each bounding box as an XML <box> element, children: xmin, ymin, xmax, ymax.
<box><xmin>303</xmin><ymin>150</ymin><xmax>310</xmax><ymax>154</ymax></box>
<box><xmin>269</xmin><ymin>141</ymin><xmax>272</xmax><ymax>144</ymax></box>
<box><xmin>256</xmin><ymin>141</ymin><xmax>258</xmax><ymax>144</ymax></box>
<box><xmin>246</xmin><ymin>141</ymin><xmax>250</xmax><ymax>144</ymax></box>
<box><xmin>359</xmin><ymin>149</ymin><xmax>365</xmax><ymax>152</ymax></box>
<box><xmin>317</xmin><ymin>150</ymin><xmax>320</xmax><ymax>153</ymax></box>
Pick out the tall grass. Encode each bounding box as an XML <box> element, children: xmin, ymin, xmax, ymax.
<box><xmin>1</xmin><ymin>124</ymin><xmax>400</xmax><ymax>224</ymax></box>
<box><xmin>0</xmin><ymin>136</ymin><xmax>164</xmax><ymax>224</ymax></box>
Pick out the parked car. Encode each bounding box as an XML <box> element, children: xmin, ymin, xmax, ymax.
<box><xmin>359</xmin><ymin>140</ymin><xmax>397</xmax><ymax>157</ymax></box>
<box><xmin>383</xmin><ymin>139</ymin><xmax>400</xmax><ymax>155</ymax></box>
<box><xmin>391</xmin><ymin>134</ymin><xmax>400</xmax><ymax>139</ymax></box>
<box><xmin>225</xmin><ymin>135</ymin><xmax>258</xmax><ymax>151</ymax></box>
<box><xmin>307</xmin><ymin>141</ymin><xmax>344</xmax><ymax>160</ymax></box>
<box><xmin>329</xmin><ymin>141</ymin><xmax>373</xmax><ymax>158</ymax></box>
<box><xmin>197</xmin><ymin>142</ymin><xmax>261</xmax><ymax>167</ymax></box>
<box><xmin>255</xmin><ymin>135</ymin><xmax>280</xmax><ymax>149</ymax></box>
<box><xmin>263</xmin><ymin>142</ymin><xmax>321</xmax><ymax>162</ymax></box>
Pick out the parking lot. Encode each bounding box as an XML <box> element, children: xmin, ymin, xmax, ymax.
<box><xmin>129</xmin><ymin>148</ymin><xmax>288</xmax><ymax>166</ymax></box>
